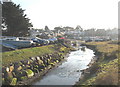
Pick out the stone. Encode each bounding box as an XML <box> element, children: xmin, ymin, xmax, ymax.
<box><xmin>37</xmin><ymin>60</ymin><xmax>43</xmax><ymax>65</ymax></box>
<box><xmin>18</xmin><ymin>62</ymin><xmax>23</xmax><ymax>66</ymax></box>
<box><xmin>20</xmin><ymin>76</ymin><xmax>27</xmax><ymax>81</ymax></box>
<box><xmin>25</xmin><ymin>69</ymin><xmax>34</xmax><ymax>78</ymax></box>
<box><xmin>9</xmin><ymin>65</ymin><xmax>14</xmax><ymax>72</ymax></box>
<box><xmin>21</xmin><ymin>70</ymin><xmax>27</xmax><ymax>76</ymax></box>
<box><xmin>10</xmin><ymin>78</ymin><xmax>17</xmax><ymax>85</ymax></box>
<box><xmin>6</xmin><ymin>72</ymin><xmax>13</xmax><ymax>84</ymax></box>
<box><xmin>50</xmin><ymin>63</ymin><xmax>55</xmax><ymax>66</ymax></box>
<box><xmin>17</xmin><ymin>66</ymin><xmax>22</xmax><ymax>71</ymax></box>
<box><xmin>34</xmin><ymin>65</ymin><xmax>39</xmax><ymax>68</ymax></box>
<box><xmin>26</xmin><ymin>65</ymin><xmax>31</xmax><ymax>68</ymax></box>
<box><xmin>12</xmin><ymin>72</ymin><xmax>16</xmax><ymax>77</ymax></box>
<box><xmin>30</xmin><ymin>57</ymin><xmax>36</xmax><ymax>61</ymax></box>
<box><xmin>76</xmin><ymin>70</ymin><xmax>80</xmax><ymax>72</ymax></box>
<box><xmin>29</xmin><ymin>59</ymin><xmax>33</xmax><ymax>63</ymax></box>
<box><xmin>33</xmin><ymin>68</ymin><xmax>39</xmax><ymax>73</ymax></box>
<box><xmin>36</xmin><ymin>56</ymin><xmax>40</xmax><ymax>60</ymax></box>
<box><xmin>27</xmin><ymin>60</ymin><xmax>30</xmax><ymax>64</ymax></box>
<box><xmin>48</xmin><ymin>65</ymin><xmax>52</xmax><ymax>69</ymax></box>
<box><xmin>6</xmin><ymin>67</ymin><xmax>10</xmax><ymax>72</ymax></box>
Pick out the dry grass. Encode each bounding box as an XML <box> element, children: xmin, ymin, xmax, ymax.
<box><xmin>78</xmin><ymin>41</ymin><xmax>119</xmax><ymax>85</ymax></box>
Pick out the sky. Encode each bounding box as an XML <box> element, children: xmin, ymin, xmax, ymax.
<box><xmin>12</xmin><ymin>0</ymin><xmax>119</xmax><ymax>30</ymax></box>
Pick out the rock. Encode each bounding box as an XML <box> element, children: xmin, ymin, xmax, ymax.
<box><xmin>26</xmin><ymin>65</ymin><xmax>31</xmax><ymax>68</ymax></box>
<box><xmin>34</xmin><ymin>65</ymin><xmax>39</xmax><ymax>68</ymax></box>
<box><xmin>40</xmin><ymin>56</ymin><xmax>44</xmax><ymax>60</ymax></box>
<box><xmin>12</xmin><ymin>72</ymin><xmax>16</xmax><ymax>77</ymax></box>
<box><xmin>6</xmin><ymin>72</ymin><xmax>13</xmax><ymax>84</ymax></box>
<box><xmin>56</xmin><ymin>60</ymin><xmax>59</xmax><ymax>63</ymax></box>
<box><xmin>29</xmin><ymin>59</ymin><xmax>34</xmax><ymax>63</ymax></box>
<box><xmin>76</xmin><ymin>70</ymin><xmax>80</xmax><ymax>72</ymax></box>
<box><xmin>36</xmin><ymin>56</ymin><xmax>40</xmax><ymax>60</ymax></box>
<box><xmin>19</xmin><ymin>62</ymin><xmax>23</xmax><ymax>65</ymax></box>
<box><xmin>48</xmin><ymin>65</ymin><xmax>52</xmax><ymax>69</ymax></box>
<box><xmin>30</xmin><ymin>57</ymin><xmax>36</xmax><ymax>61</ymax></box>
<box><xmin>15</xmin><ymin>71</ymin><xmax>24</xmax><ymax>81</ymax></box>
<box><xmin>37</xmin><ymin>60</ymin><xmax>43</xmax><ymax>65</ymax></box>
<box><xmin>21</xmin><ymin>70</ymin><xmax>27</xmax><ymax>76</ymax></box>
<box><xmin>47</xmin><ymin>59</ymin><xmax>50</xmax><ymax>62</ymax></box>
<box><xmin>6</xmin><ymin>67</ymin><xmax>10</xmax><ymax>72</ymax></box>
<box><xmin>10</xmin><ymin>78</ymin><xmax>17</xmax><ymax>85</ymax></box>
<box><xmin>27</xmin><ymin>60</ymin><xmax>30</xmax><ymax>65</ymax></box>
<box><xmin>17</xmin><ymin>66</ymin><xmax>22</xmax><ymax>71</ymax></box>
<box><xmin>50</xmin><ymin>62</ymin><xmax>55</xmax><ymax>66</ymax></box>
<box><xmin>9</xmin><ymin>65</ymin><xmax>14</xmax><ymax>72</ymax></box>
<box><xmin>25</xmin><ymin>69</ymin><xmax>34</xmax><ymax>78</ymax></box>
<box><xmin>20</xmin><ymin>76</ymin><xmax>27</xmax><ymax>81</ymax></box>
<box><xmin>33</xmin><ymin>68</ymin><xmax>39</xmax><ymax>73</ymax></box>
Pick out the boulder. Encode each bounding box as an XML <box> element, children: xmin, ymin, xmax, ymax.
<box><xmin>56</xmin><ymin>60</ymin><xmax>59</xmax><ymax>63</ymax></box>
<box><xmin>6</xmin><ymin>67</ymin><xmax>10</xmax><ymax>72</ymax></box>
<box><xmin>36</xmin><ymin>56</ymin><xmax>40</xmax><ymax>60</ymax></box>
<box><xmin>34</xmin><ymin>65</ymin><xmax>39</xmax><ymax>68</ymax></box>
<box><xmin>17</xmin><ymin>66</ymin><xmax>22</xmax><ymax>71</ymax></box>
<box><xmin>33</xmin><ymin>68</ymin><xmax>39</xmax><ymax>73</ymax></box>
<box><xmin>26</xmin><ymin>65</ymin><xmax>31</xmax><ymax>69</ymax></box>
<box><xmin>10</xmin><ymin>78</ymin><xmax>17</xmax><ymax>85</ymax></box>
<box><xmin>30</xmin><ymin>57</ymin><xmax>36</xmax><ymax>61</ymax></box>
<box><xmin>12</xmin><ymin>72</ymin><xmax>16</xmax><ymax>77</ymax></box>
<box><xmin>25</xmin><ymin>69</ymin><xmax>34</xmax><ymax>78</ymax></box>
<box><xmin>27</xmin><ymin>60</ymin><xmax>30</xmax><ymax>65</ymax></box>
<box><xmin>9</xmin><ymin>65</ymin><xmax>14</xmax><ymax>72</ymax></box>
<box><xmin>19</xmin><ymin>62</ymin><xmax>23</xmax><ymax>65</ymax></box>
<box><xmin>6</xmin><ymin>72</ymin><xmax>13</xmax><ymax>84</ymax></box>
<box><xmin>47</xmin><ymin>65</ymin><xmax>52</xmax><ymax>69</ymax></box>
<box><xmin>21</xmin><ymin>70</ymin><xmax>27</xmax><ymax>76</ymax></box>
<box><xmin>20</xmin><ymin>76</ymin><xmax>27</xmax><ymax>81</ymax></box>
<box><xmin>37</xmin><ymin>60</ymin><xmax>43</xmax><ymax>65</ymax></box>
<box><xmin>50</xmin><ymin>62</ymin><xmax>55</xmax><ymax>66</ymax></box>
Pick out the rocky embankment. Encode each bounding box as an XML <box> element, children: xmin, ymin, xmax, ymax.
<box><xmin>2</xmin><ymin>43</ymin><xmax>73</xmax><ymax>86</ymax></box>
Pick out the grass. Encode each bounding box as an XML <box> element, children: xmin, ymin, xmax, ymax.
<box><xmin>86</xmin><ymin>41</ymin><xmax>118</xmax><ymax>53</ymax></box>
<box><xmin>77</xmin><ymin>40</ymin><xmax>119</xmax><ymax>85</ymax></box>
<box><xmin>2</xmin><ymin>44</ymin><xmax>66</xmax><ymax>66</ymax></box>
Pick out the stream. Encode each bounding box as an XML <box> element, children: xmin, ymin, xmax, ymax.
<box><xmin>32</xmin><ymin>46</ymin><xmax>95</xmax><ymax>85</ymax></box>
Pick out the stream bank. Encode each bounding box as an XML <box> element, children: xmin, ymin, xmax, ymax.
<box><xmin>2</xmin><ymin>43</ymin><xmax>74</xmax><ymax>86</ymax></box>
<box><xmin>32</xmin><ymin>46</ymin><xmax>95</xmax><ymax>85</ymax></box>
<box><xmin>75</xmin><ymin>41</ymin><xmax>119</xmax><ymax>86</ymax></box>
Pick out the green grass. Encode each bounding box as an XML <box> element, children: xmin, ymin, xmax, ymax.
<box><xmin>2</xmin><ymin>43</ymin><xmax>72</xmax><ymax>66</ymax></box>
<box><xmin>2</xmin><ymin>45</ymin><xmax>56</xmax><ymax>66</ymax></box>
<box><xmin>78</xmin><ymin>41</ymin><xmax>119</xmax><ymax>85</ymax></box>
<box><xmin>86</xmin><ymin>41</ymin><xmax>118</xmax><ymax>53</ymax></box>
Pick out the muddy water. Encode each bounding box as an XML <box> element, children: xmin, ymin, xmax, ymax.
<box><xmin>33</xmin><ymin>47</ymin><xmax>95</xmax><ymax>85</ymax></box>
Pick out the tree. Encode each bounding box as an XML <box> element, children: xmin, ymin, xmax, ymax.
<box><xmin>2</xmin><ymin>2</ymin><xmax>33</xmax><ymax>36</ymax></box>
<box><xmin>54</xmin><ymin>27</ymin><xmax>64</xmax><ymax>33</ymax></box>
<box><xmin>95</xmin><ymin>29</ymin><xmax>106</xmax><ymax>36</ymax></box>
<box><xmin>44</xmin><ymin>26</ymin><xmax>49</xmax><ymax>31</ymax></box>
<box><xmin>75</xmin><ymin>25</ymin><xmax>83</xmax><ymax>32</ymax></box>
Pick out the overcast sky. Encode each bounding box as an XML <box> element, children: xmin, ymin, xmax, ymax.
<box><xmin>12</xmin><ymin>0</ymin><xmax>119</xmax><ymax>30</ymax></box>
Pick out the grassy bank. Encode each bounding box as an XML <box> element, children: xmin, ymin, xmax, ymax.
<box><xmin>76</xmin><ymin>41</ymin><xmax>119</xmax><ymax>85</ymax></box>
<box><xmin>2</xmin><ymin>43</ymin><xmax>74</xmax><ymax>85</ymax></box>
<box><xmin>2</xmin><ymin>43</ymin><xmax>72</xmax><ymax>66</ymax></box>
